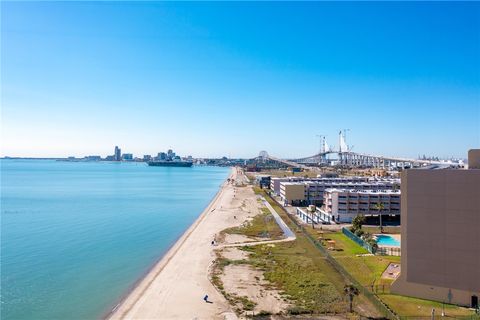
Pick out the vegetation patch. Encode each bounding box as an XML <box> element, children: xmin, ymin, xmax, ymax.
<box><xmin>223</xmin><ymin>208</ymin><xmax>284</xmax><ymax>240</ymax></box>
<box><xmin>379</xmin><ymin>294</ymin><xmax>478</xmax><ymax>318</ymax></box>
<box><xmin>210</xmin><ymin>253</ymin><xmax>256</xmax><ymax>314</ymax></box>
<box><xmin>303</xmin><ymin>227</ymin><xmax>476</xmax><ymax>317</ymax></box>
<box><xmin>240</xmin><ymin>242</ymin><xmax>346</xmax><ymax>314</ymax></box>
<box><xmin>251</xmin><ymin>188</ymin><xmax>383</xmax><ymax>317</ymax></box>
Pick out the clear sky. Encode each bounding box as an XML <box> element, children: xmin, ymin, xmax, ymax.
<box><xmin>1</xmin><ymin>1</ymin><xmax>479</xmax><ymax>159</ymax></box>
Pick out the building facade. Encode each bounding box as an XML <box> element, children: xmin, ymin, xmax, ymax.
<box><xmin>318</xmin><ymin>188</ymin><xmax>400</xmax><ymax>223</ymax></box>
<box><xmin>280</xmin><ymin>182</ymin><xmax>306</xmax><ymax>205</ymax></box>
<box><xmin>391</xmin><ymin>150</ymin><xmax>480</xmax><ymax>308</ymax></box>
<box><xmin>122</xmin><ymin>153</ymin><xmax>133</xmax><ymax>161</ymax></box>
<box><xmin>279</xmin><ymin>178</ymin><xmax>399</xmax><ymax>206</ymax></box>
<box><xmin>114</xmin><ymin>146</ymin><xmax>121</xmax><ymax>161</ymax></box>
<box><xmin>270</xmin><ymin>177</ymin><xmax>305</xmax><ymax>195</ymax></box>
<box><xmin>255</xmin><ymin>175</ymin><xmax>271</xmax><ymax>188</ymax></box>
<box><xmin>271</xmin><ymin>176</ymin><xmax>372</xmax><ymax>196</ymax></box>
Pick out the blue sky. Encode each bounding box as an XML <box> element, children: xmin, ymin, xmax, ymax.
<box><xmin>2</xmin><ymin>2</ymin><xmax>479</xmax><ymax>159</ymax></box>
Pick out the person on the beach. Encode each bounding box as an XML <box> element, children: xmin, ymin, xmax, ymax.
<box><xmin>211</xmin><ymin>240</ymin><xmax>214</xmax><ymax>246</ymax></box>
<box><xmin>203</xmin><ymin>294</ymin><xmax>209</xmax><ymax>302</ymax></box>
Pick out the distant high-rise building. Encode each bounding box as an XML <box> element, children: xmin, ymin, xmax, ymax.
<box><xmin>114</xmin><ymin>146</ymin><xmax>121</xmax><ymax>161</ymax></box>
<box><xmin>143</xmin><ymin>155</ymin><xmax>152</xmax><ymax>161</ymax></box>
<box><xmin>122</xmin><ymin>153</ymin><xmax>133</xmax><ymax>161</ymax></box>
<box><xmin>85</xmin><ymin>156</ymin><xmax>101</xmax><ymax>161</ymax></box>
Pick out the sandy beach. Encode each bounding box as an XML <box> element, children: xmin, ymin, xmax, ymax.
<box><xmin>108</xmin><ymin>167</ymin><xmax>249</xmax><ymax>320</ymax></box>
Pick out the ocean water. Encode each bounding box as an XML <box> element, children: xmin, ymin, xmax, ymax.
<box><xmin>0</xmin><ymin>159</ymin><xmax>230</xmax><ymax>320</ymax></box>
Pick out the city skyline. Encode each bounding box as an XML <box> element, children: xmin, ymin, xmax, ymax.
<box><xmin>2</xmin><ymin>2</ymin><xmax>479</xmax><ymax>159</ymax></box>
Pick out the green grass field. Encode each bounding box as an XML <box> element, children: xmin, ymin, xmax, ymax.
<box><xmin>253</xmin><ymin>187</ymin><xmax>384</xmax><ymax>317</ymax></box>
<box><xmin>301</xmin><ymin>225</ymin><xmax>476</xmax><ymax>318</ymax></box>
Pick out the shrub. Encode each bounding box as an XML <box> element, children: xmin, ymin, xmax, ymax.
<box><xmin>354</xmin><ymin>229</ymin><xmax>364</xmax><ymax>237</ymax></box>
<box><xmin>287</xmin><ymin>306</ymin><xmax>308</xmax><ymax>315</ymax></box>
<box><xmin>361</xmin><ymin>232</ymin><xmax>372</xmax><ymax>241</ymax></box>
<box><xmin>363</xmin><ymin>236</ymin><xmax>378</xmax><ymax>253</ymax></box>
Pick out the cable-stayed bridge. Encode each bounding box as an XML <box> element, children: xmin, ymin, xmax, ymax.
<box><xmin>256</xmin><ymin>130</ymin><xmax>455</xmax><ymax>169</ymax></box>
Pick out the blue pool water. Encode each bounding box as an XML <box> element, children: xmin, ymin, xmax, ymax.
<box><xmin>375</xmin><ymin>234</ymin><xmax>400</xmax><ymax>247</ymax></box>
<box><xmin>0</xmin><ymin>159</ymin><xmax>230</xmax><ymax>320</ymax></box>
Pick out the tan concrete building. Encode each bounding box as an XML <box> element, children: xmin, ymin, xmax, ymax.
<box><xmin>280</xmin><ymin>182</ymin><xmax>306</xmax><ymax>205</ymax></box>
<box><xmin>391</xmin><ymin>150</ymin><xmax>480</xmax><ymax>308</ymax></box>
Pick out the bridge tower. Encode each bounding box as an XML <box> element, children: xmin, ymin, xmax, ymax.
<box><xmin>316</xmin><ymin>135</ymin><xmax>329</xmax><ymax>164</ymax></box>
<box><xmin>321</xmin><ymin>136</ymin><xmax>330</xmax><ymax>164</ymax></box>
<box><xmin>338</xmin><ymin>130</ymin><xmax>350</xmax><ymax>165</ymax></box>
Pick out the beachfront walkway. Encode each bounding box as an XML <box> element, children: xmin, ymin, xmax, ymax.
<box><xmin>221</xmin><ymin>196</ymin><xmax>296</xmax><ymax>248</ymax></box>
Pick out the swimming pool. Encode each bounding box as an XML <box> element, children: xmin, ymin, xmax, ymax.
<box><xmin>375</xmin><ymin>234</ymin><xmax>400</xmax><ymax>247</ymax></box>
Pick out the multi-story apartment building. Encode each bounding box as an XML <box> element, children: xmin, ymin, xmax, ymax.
<box><xmin>280</xmin><ymin>182</ymin><xmax>307</xmax><ymax>204</ymax></box>
<box><xmin>317</xmin><ymin>188</ymin><xmax>400</xmax><ymax>223</ymax></box>
<box><xmin>391</xmin><ymin>150</ymin><xmax>480</xmax><ymax>308</ymax></box>
<box><xmin>280</xmin><ymin>178</ymin><xmax>399</xmax><ymax>206</ymax></box>
<box><xmin>271</xmin><ymin>176</ymin><xmax>371</xmax><ymax>195</ymax></box>
<box><xmin>270</xmin><ymin>177</ymin><xmax>309</xmax><ymax>195</ymax></box>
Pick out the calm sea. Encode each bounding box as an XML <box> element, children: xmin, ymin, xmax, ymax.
<box><xmin>0</xmin><ymin>159</ymin><xmax>230</xmax><ymax>320</ymax></box>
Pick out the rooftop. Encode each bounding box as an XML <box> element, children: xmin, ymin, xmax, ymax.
<box><xmin>324</xmin><ymin>188</ymin><xmax>401</xmax><ymax>195</ymax></box>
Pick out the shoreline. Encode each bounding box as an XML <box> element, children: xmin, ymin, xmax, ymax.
<box><xmin>102</xmin><ymin>178</ymin><xmax>227</xmax><ymax>319</ymax></box>
<box><xmin>107</xmin><ymin>167</ymin><xmax>238</xmax><ymax>320</ymax></box>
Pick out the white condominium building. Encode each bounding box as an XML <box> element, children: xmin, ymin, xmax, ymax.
<box><xmin>318</xmin><ymin>188</ymin><xmax>401</xmax><ymax>223</ymax></box>
<box><xmin>270</xmin><ymin>176</ymin><xmax>371</xmax><ymax>195</ymax></box>
<box><xmin>279</xmin><ymin>178</ymin><xmax>399</xmax><ymax>206</ymax></box>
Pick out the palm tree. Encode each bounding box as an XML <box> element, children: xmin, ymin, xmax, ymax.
<box><xmin>344</xmin><ymin>284</ymin><xmax>359</xmax><ymax>313</ymax></box>
<box><xmin>373</xmin><ymin>202</ymin><xmax>385</xmax><ymax>233</ymax></box>
<box><xmin>352</xmin><ymin>214</ymin><xmax>366</xmax><ymax>232</ymax></box>
<box><xmin>308</xmin><ymin>206</ymin><xmax>316</xmax><ymax>229</ymax></box>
